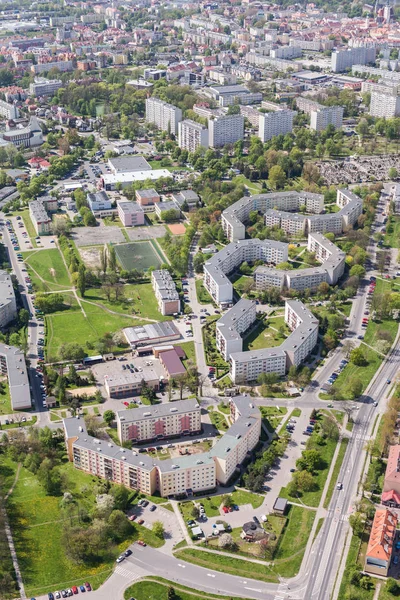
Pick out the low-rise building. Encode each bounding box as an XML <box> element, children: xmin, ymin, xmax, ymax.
<box><xmin>87</xmin><ymin>190</ymin><xmax>112</xmax><ymax>212</ymax></box>
<box><xmin>116</xmin><ymin>398</ymin><xmax>201</xmax><ymax>443</ymax></box>
<box><xmin>123</xmin><ymin>322</ymin><xmax>181</xmax><ymax>349</ymax></box>
<box><xmin>104</xmin><ymin>368</ymin><xmax>160</xmax><ymax>399</ymax></box>
<box><xmin>136</xmin><ymin>189</ymin><xmax>160</xmax><ymax>209</ymax></box>
<box><xmin>29</xmin><ymin>199</ymin><xmax>51</xmax><ymax>235</ymax></box>
<box><xmin>365</xmin><ymin>509</ymin><xmax>397</xmax><ymax>577</ymax></box>
<box><xmin>382</xmin><ymin>445</ymin><xmax>400</xmax><ymax>508</ymax></box>
<box><xmin>155</xmin><ymin>201</ymin><xmax>181</xmax><ymax>220</ymax></box>
<box><xmin>151</xmin><ymin>270</ymin><xmax>180</xmax><ymax>316</ymax></box>
<box><xmin>117</xmin><ymin>201</ymin><xmax>145</xmax><ymax>227</ymax></box>
<box><xmin>171</xmin><ymin>190</ymin><xmax>199</xmax><ymax>210</ymax></box>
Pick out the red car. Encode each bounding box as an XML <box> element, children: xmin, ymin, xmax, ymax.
<box><xmin>72</xmin><ymin>586</ymin><xmax>78</xmax><ymax>595</ymax></box>
<box><xmin>137</xmin><ymin>540</ymin><xmax>147</xmax><ymax>547</ymax></box>
<box><xmin>222</xmin><ymin>506</ymin><xmax>229</xmax><ymax>514</ymax></box>
<box><xmin>137</xmin><ymin>518</ymin><xmax>144</xmax><ymax>525</ymax></box>
<box><xmin>123</xmin><ymin>401</ymin><xmax>129</xmax><ymax>407</ymax></box>
<box><xmin>128</xmin><ymin>514</ymin><xmax>137</xmax><ymax>521</ymax></box>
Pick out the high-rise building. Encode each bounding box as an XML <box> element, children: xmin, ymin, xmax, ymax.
<box><xmin>331</xmin><ymin>45</ymin><xmax>376</xmax><ymax>73</ymax></box>
<box><xmin>368</xmin><ymin>84</ymin><xmax>400</xmax><ymax>118</ymax></box>
<box><xmin>258</xmin><ymin>109</ymin><xmax>297</xmax><ymax>142</ymax></box>
<box><xmin>145</xmin><ymin>97</ymin><xmax>182</xmax><ymax>135</ymax></box>
<box><xmin>310</xmin><ymin>105</ymin><xmax>344</xmax><ymax>131</ymax></box>
<box><xmin>208</xmin><ymin>114</ymin><xmax>244</xmax><ymax>148</ymax></box>
<box><xmin>178</xmin><ymin>119</ymin><xmax>209</xmax><ymax>152</ymax></box>
<box><xmin>0</xmin><ymin>100</ymin><xmax>19</xmax><ymax>120</ymax></box>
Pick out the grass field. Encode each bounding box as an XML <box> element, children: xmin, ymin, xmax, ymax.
<box><xmin>178</xmin><ymin>341</ymin><xmax>196</xmax><ymax>365</ymax></box>
<box><xmin>22</xmin><ymin>248</ymin><xmax>71</xmax><ymax>290</ymax></box>
<box><xmin>384</xmin><ymin>215</ymin><xmax>400</xmax><ymax>248</ymax></box>
<box><xmin>280</xmin><ymin>436</ymin><xmax>339</xmax><ymax>507</ymax></box>
<box><xmin>45</xmin><ymin>308</ymin><xmax>139</xmax><ymax>357</ymax></box>
<box><xmin>82</xmin><ymin>282</ymin><xmax>171</xmax><ymax>321</ymax></box>
<box><xmin>3</xmin><ymin>458</ymin><xmax>163</xmax><ymax>597</ymax></box>
<box><xmin>124</xmin><ymin>578</ymin><xmax>250</xmax><ymax>600</ymax></box>
<box><xmin>0</xmin><ymin>381</ymin><xmax>11</xmax><ymax>415</ymax></box>
<box><xmin>328</xmin><ymin>345</ymin><xmax>383</xmax><ymax>399</ymax></box>
<box><xmin>229</xmin><ymin>489</ymin><xmax>264</xmax><ymax>509</ymax></box>
<box><xmin>243</xmin><ymin>318</ymin><xmax>288</xmax><ymax>351</ymax></box>
<box><xmin>363</xmin><ymin>318</ymin><xmax>398</xmax><ymax>349</ymax></box>
<box><xmin>195</xmin><ymin>279</ymin><xmax>214</xmax><ymax>305</ymax></box>
<box><xmin>114</xmin><ymin>241</ymin><xmax>163</xmax><ymax>271</ymax></box>
<box><xmin>323</xmin><ymin>438</ymin><xmax>349</xmax><ymax>509</ymax></box>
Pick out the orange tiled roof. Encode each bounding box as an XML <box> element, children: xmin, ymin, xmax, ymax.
<box><xmin>366</xmin><ymin>508</ymin><xmax>397</xmax><ymax>561</ymax></box>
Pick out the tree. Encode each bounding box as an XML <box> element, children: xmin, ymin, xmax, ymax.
<box><xmin>320</xmin><ymin>416</ymin><xmax>339</xmax><ymax>441</ymax></box>
<box><xmin>268</xmin><ymin>165</ymin><xmax>286</xmax><ymax>189</ymax></box>
<box><xmin>167</xmin><ymin>587</ymin><xmax>176</xmax><ymax>600</ymax></box>
<box><xmin>108</xmin><ymin>509</ymin><xmax>132</xmax><ymax>541</ymax></box>
<box><xmin>346</xmin><ymin>377</ymin><xmax>363</xmax><ymax>400</ymax></box>
<box><xmin>77</xmin><ymin>264</ymin><xmax>86</xmax><ymax>297</ymax></box>
<box><xmin>109</xmin><ymin>246</ymin><xmax>117</xmax><ymax>272</ymax></box>
<box><xmin>350</xmin><ymin>347</ymin><xmax>367</xmax><ymax>366</ymax></box>
<box><xmin>349</xmin><ymin>265</ymin><xmax>365</xmax><ymax>279</ymax></box>
<box><xmin>389</xmin><ymin>167</ymin><xmax>398</xmax><ymax>180</ymax></box>
<box><xmin>218</xmin><ymin>533</ymin><xmax>235</xmax><ymax>549</ymax></box>
<box><xmin>191</xmin><ymin>505</ymin><xmax>200</xmax><ymax>519</ymax></box>
<box><xmin>302</xmin><ymin>449</ymin><xmax>321</xmax><ymax>472</ymax></box>
<box><xmin>349</xmin><ymin>512</ymin><xmax>365</xmax><ymax>537</ymax></box>
<box><xmin>103</xmin><ymin>410</ymin><xmax>115</xmax><ymax>426</ymax></box>
<box><xmin>295</xmin><ymin>470</ymin><xmax>316</xmax><ymax>492</ymax></box>
<box><xmin>318</xmin><ymin>282</ymin><xmax>330</xmax><ymax>296</ymax></box>
<box><xmin>152</xmin><ymin>520</ymin><xmax>165</xmax><ymax>539</ymax></box>
<box><xmin>18</xmin><ymin>308</ymin><xmax>30</xmax><ymax>327</ymax></box>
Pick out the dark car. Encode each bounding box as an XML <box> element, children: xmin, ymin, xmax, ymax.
<box><xmin>124</xmin><ymin>549</ymin><xmax>132</xmax><ymax>557</ymax></box>
<box><xmin>253</xmin><ymin>515</ymin><xmax>260</xmax><ymax>524</ymax></box>
<box><xmin>79</xmin><ymin>586</ymin><xmax>86</xmax><ymax>593</ymax></box>
<box><xmin>48</xmin><ymin>595</ymin><xmax>55</xmax><ymax>600</ymax></box>
<box><xmin>149</xmin><ymin>504</ymin><xmax>156</xmax><ymax>512</ymax></box>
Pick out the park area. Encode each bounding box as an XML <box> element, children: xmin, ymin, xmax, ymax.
<box><xmin>1</xmin><ymin>456</ymin><xmax>163</xmax><ymax>597</ymax></box>
<box><xmin>114</xmin><ymin>241</ymin><xmax>164</xmax><ymax>271</ymax></box>
<box><xmin>243</xmin><ymin>316</ymin><xmax>289</xmax><ymax>351</ymax></box>
<box><xmin>22</xmin><ymin>249</ymin><xmax>71</xmax><ymax>291</ymax></box>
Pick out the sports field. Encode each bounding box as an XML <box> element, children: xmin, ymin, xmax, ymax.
<box><xmin>114</xmin><ymin>241</ymin><xmax>163</xmax><ymax>271</ymax></box>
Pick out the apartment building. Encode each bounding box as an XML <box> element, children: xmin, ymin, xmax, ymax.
<box><xmin>117</xmin><ymin>201</ymin><xmax>145</xmax><ymax>227</ymax></box>
<box><xmin>0</xmin><ymin>271</ymin><xmax>16</xmax><ymax>328</ymax></box>
<box><xmin>331</xmin><ymin>46</ymin><xmax>376</xmax><ymax>73</ymax></box>
<box><xmin>31</xmin><ymin>60</ymin><xmax>74</xmax><ymax>74</ymax></box>
<box><xmin>295</xmin><ymin>96</ymin><xmax>320</xmax><ymax>115</ymax></box>
<box><xmin>204</xmin><ymin>238</ymin><xmax>288</xmax><ymax>307</ymax></box>
<box><xmin>64</xmin><ymin>395</ymin><xmax>261</xmax><ymax>496</ymax></box>
<box><xmin>222</xmin><ymin>191</ymin><xmax>324</xmax><ymax>242</ymax></box>
<box><xmin>229</xmin><ymin>300</ymin><xmax>318</xmax><ymax>384</ymax></box>
<box><xmin>0</xmin><ymin>343</ymin><xmax>30</xmax><ymax>410</ymax></box>
<box><xmin>208</xmin><ymin>114</ymin><xmax>244</xmax><ymax>148</ymax></box>
<box><xmin>145</xmin><ymin>97</ymin><xmax>182</xmax><ymax>135</ymax></box>
<box><xmin>310</xmin><ymin>105</ymin><xmax>344</xmax><ymax>131</ymax></box>
<box><xmin>370</xmin><ymin>87</ymin><xmax>400</xmax><ymax>118</ymax></box>
<box><xmin>258</xmin><ymin>109</ymin><xmax>297</xmax><ymax>142</ymax></box>
<box><xmin>289</xmin><ymin>38</ymin><xmax>333</xmax><ymax>52</ymax></box>
<box><xmin>254</xmin><ymin>233</ymin><xmax>345</xmax><ymax>293</ymax></box>
<box><xmin>365</xmin><ymin>509</ymin><xmax>397</xmax><ymax>577</ymax></box>
<box><xmin>178</xmin><ymin>119</ymin><xmax>209</xmax><ymax>152</ymax></box>
<box><xmin>116</xmin><ymin>398</ymin><xmax>201</xmax><ymax>443</ymax></box>
<box><xmin>245</xmin><ymin>52</ymin><xmax>302</xmax><ymax>73</ymax></box>
<box><xmin>151</xmin><ymin>269</ymin><xmax>180</xmax><ymax>316</ymax></box>
<box><xmin>382</xmin><ymin>445</ymin><xmax>400</xmax><ymax>508</ymax></box>
<box><xmin>270</xmin><ymin>45</ymin><xmax>302</xmax><ymax>60</ymax></box>
<box><xmin>0</xmin><ymin>99</ymin><xmax>19</xmax><ymax>120</ymax></box>
<box><xmin>222</xmin><ymin>189</ymin><xmax>362</xmax><ymax>243</ymax></box>
<box><xmin>216</xmin><ymin>299</ymin><xmax>257</xmax><ymax>360</ymax></box>
<box><xmin>29</xmin><ymin>77</ymin><xmax>63</xmax><ymax>97</ymax></box>
<box><xmin>29</xmin><ymin>199</ymin><xmax>52</xmax><ymax>235</ymax></box>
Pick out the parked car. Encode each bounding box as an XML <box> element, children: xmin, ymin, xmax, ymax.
<box><xmin>116</xmin><ymin>555</ymin><xmax>125</xmax><ymax>563</ymax></box>
<box><xmin>137</xmin><ymin>540</ymin><xmax>146</xmax><ymax>546</ymax></box>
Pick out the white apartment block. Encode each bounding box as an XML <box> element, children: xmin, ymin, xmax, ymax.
<box><xmin>222</xmin><ymin>191</ymin><xmax>324</xmax><ymax>242</ymax></box>
<box><xmin>116</xmin><ymin>399</ymin><xmax>201</xmax><ymax>443</ymax></box>
<box><xmin>254</xmin><ymin>233</ymin><xmax>345</xmax><ymax>293</ymax></box>
<box><xmin>258</xmin><ymin>109</ymin><xmax>297</xmax><ymax>142</ymax></box>
<box><xmin>353</xmin><ymin>65</ymin><xmax>400</xmax><ymax>83</ymax></box>
<box><xmin>29</xmin><ymin>199</ymin><xmax>52</xmax><ymax>235</ymax></box>
<box><xmin>370</xmin><ymin>89</ymin><xmax>400</xmax><ymax>118</ymax></box>
<box><xmin>0</xmin><ymin>343</ymin><xmax>30</xmax><ymax>410</ymax></box>
<box><xmin>0</xmin><ymin>99</ymin><xmax>19</xmax><ymax>120</ymax></box>
<box><xmin>270</xmin><ymin>45</ymin><xmax>302</xmax><ymax>60</ymax></box>
<box><xmin>222</xmin><ymin>189</ymin><xmax>362</xmax><ymax>243</ymax></box>
<box><xmin>64</xmin><ymin>395</ymin><xmax>261</xmax><ymax>496</ymax></box>
<box><xmin>245</xmin><ymin>52</ymin><xmax>302</xmax><ymax>72</ymax></box>
<box><xmin>295</xmin><ymin>96</ymin><xmax>321</xmax><ymax>115</ymax></box>
<box><xmin>289</xmin><ymin>38</ymin><xmax>334</xmax><ymax>52</ymax></box>
<box><xmin>331</xmin><ymin>46</ymin><xmax>376</xmax><ymax>73</ymax></box>
<box><xmin>178</xmin><ymin>119</ymin><xmax>209</xmax><ymax>152</ymax></box>
<box><xmin>208</xmin><ymin>114</ymin><xmax>244</xmax><ymax>148</ymax></box>
<box><xmin>216</xmin><ymin>299</ymin><xmax>257</xmax><ymax>360</ymax></box>
<box><xmin>0</xmin><ymin>271</ymin><xmax>17</xmax><ymax>329</ymax></box>
<box><xmin>229</xmin><ymin>300</ymin><xmax>318</xmax><ymax>384</ymax></box>
<box><xmin>310</xmin><ymin>105</ymin><xmax>344</xmax><ymax>131</ymax></box>
<box><xmin>204</xmin><ymin>238</ymin><xmax>288</xmax><ymax>307</ymax></box>
<box><xmin>145</xmin><ymin>97</ymin><xmax>182</xmax><ymax>135</ymax></box>
<box><xmin>151</xmin><ymin>269</ymin><xmax>180</xmax><ymax>316</ymax></box>
<box><xmin>29</xmin><ymin>77</ymin><xmax>63</xmax><ymax>97</ymax></box>
<box><xmin>31</xmin><ymin>60</ymin><xmax>74</xmax><ymax>74</ymax></box>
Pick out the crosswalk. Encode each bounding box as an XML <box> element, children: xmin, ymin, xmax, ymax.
<box><xmin>114</xmin><ymin>565</ymin><xmax>140</xmax><ymax>580</ymax></box>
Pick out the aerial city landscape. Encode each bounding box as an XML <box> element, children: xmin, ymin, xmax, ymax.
<box><xmin>2</xmin><ymin>0</ymin><xmax>400</xmax><ymax>599</ymax></box>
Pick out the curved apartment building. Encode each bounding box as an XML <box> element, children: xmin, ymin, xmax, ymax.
<box><xmin>204</xmin><ymin>233</ymin><xmax>345</xmax><ymax>307</ymax></box>
<box><xmin>221</xmin><ymin>189</ymin><xmax>362</xmax><ymax>242</ymax></box>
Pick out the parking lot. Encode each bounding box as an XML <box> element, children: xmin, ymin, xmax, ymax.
<box><xmin>126</xmin><ymin>225</ymin><xmax>167</xmax><ymax>241</ymax></box>
<box><xmin>71</xmin><ymin>226</ymin><xmax>126</xmax><ymax>246</ymax></box>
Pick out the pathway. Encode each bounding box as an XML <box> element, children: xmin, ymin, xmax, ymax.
<box><xmin>2</xmin><ymin>463</ymin><xmax>26</xmax><ymax>599</ymax></box>
<box><xmin>171</xmin><ymin>501</ymin><xmax>193</xmax><ymax>546</ymax></box>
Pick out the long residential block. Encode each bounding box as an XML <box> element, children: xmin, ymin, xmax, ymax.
<box><xmin>145</xmin><ymin>97</ymin><xmax>182</xmax><ymax>135</ymax></box>
<box><xmin>0</xmin><ymin>343</ymin><xmax>30</xmax><ymax>410</ymax></box>
<box><xmin>0</xmin><ymin>271</ymin><xmax>17</xmax><ymax>328</ymax></box>
<box><xmin>64</xmin><ymin>395</ymin><xmax>261</xmax><ymax>496</ymax></box>
<box><xmin>151</xmin><ymin>269</ymin><xmax>180</xmax><ymax>316</ymax></box>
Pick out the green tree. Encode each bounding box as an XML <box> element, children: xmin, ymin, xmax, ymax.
<box><xmin>349</xmin><ymin>512</ymin><xmax>365</xmax><ymax>537</ymax></box>
<box><xmin>109</xmin><ymin>246</ymin><xmax>117</xmax><ymax>272</ymax></box>
<box><xmin>350</xmin><ymin>347</ymin><xmax>367</xmax><ymax>366</ymax></box>
<box><xmin>103</xmin><ymin>410</ymin><xmax>115</xmax><ymax>426</ymax></box>
<box><xmin>77</xmin><ymin>263</ymin><xmax>86</xmax><ymax>297</ymax></box>
<box><xmin>268</xmin><ymin>165</ymin><xmax>286</xmax><ymax>190</ymax></box>
<box><xmin>152</xmin><ymin>520</ymin><xmax>165</xmax><ymax>539</ymax></box>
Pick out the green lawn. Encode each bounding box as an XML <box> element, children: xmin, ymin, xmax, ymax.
<box><xmin>232</xmin><ymin>274</ymin><xmax>254</xmax><ymax>296</ymax></box>
<box><xmin>229</xmin><ymin>489</ymin><xmax>264</xmax><ymax>509</ymax></box>
<box><xmin>244</xmin><ymin>318</ymin><xmax>288</xmax><ymax>351</ymax></box>
<box><xmin>124</xmin><ymin>578</ymin><xmax>250</xmax><ymax>600</ymax></box>
<box><xmin>82</xmin><ymin>283</ymin><xmax>172</xmax><ymax>321</ymax></box>
<box><xmin>232</xmin><ymin>174</ymin><xmax>262</xmax><ymax>193</ymax></box>
<box><xmin>19</xmin><ymin>209</ymin><xmax>38</xmax><ymax>245</ymax></box>
<box><xmin>174</xmin><ymin>548</ymin><xmax>279</xmax><ymax>583</ymax></box>
<box><xmin>195</xmin><ymin>279</ymin><xmax>214</xmax><ymax>305</ymax></box>
<box><xmin>0</xmin><ymin>381</ymin><xmax>12</xmax><ymax>415</ymax></box>
<box><xmin>45</xmin><ymin>307</ymin><xmax>141</xmax><ymax>358</ymax></box>
<box><xmin>273</xmin><ymin>505</ymin><xmax>316</xmax><ymax>578</ymax></box>
<box><xmin>384</xmin><ymin>214</ymin><xmax>400</xmax><ymax>248</ymax></box>
<box><xmin>280</xmin><ymin>436</ymin><xmax>339</xmax><ymax>507</ymax></box>
<box><xmin>4</xmin><ymin>460</ymin><xmax>163</xmax><ymax>597</ymax></box>
<box><xmin>22</xmin><ymin>248</ymin><xmax>71</xmax><ymax>290</ymax></box>
<box><xmin>328</xmin><ymin>345</ymin><xmax>383</xmax><ymax>399</ymax></box>
<box><xmin>178</xmin><ymin>341</ymin><xmax>196</xmax><ymax>365</ymax></box>
<box><xmin>338</xmin><ymin>531</ymin><xmax>375</xmax><ymax>600</ymax></box>
<box><xmin>363</xmin><ymin>318</ymin><xmax>398</xmax><ymax>349</ymax></box>
<box><xmin>208</xmin><ymin>407</ymin><xmax>230</xmax><ymax>432</ymax></box>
